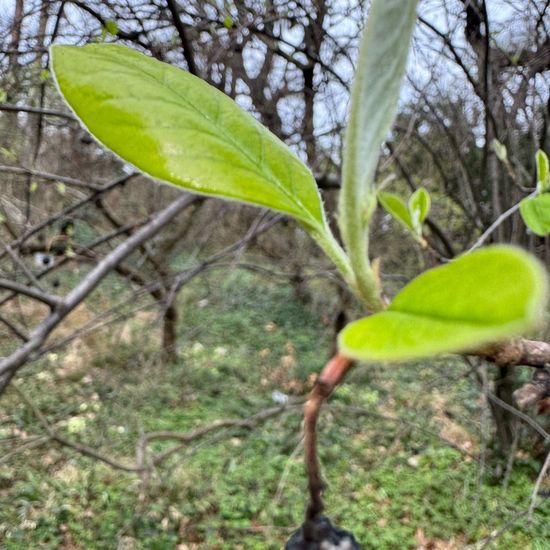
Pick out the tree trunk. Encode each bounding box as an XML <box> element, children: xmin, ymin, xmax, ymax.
<box><xmin>490</xmin><ymin>366</ymin><xmax>517</xmax><ymax>456</ymax></box>
<box><xmin>8</xmin><ymin>0</ymin><xmax>24</xmax><ymax>76</ymax></box>
<box><xmin>161</xmin><ymin>302</ymin><xmax>178</xmax><ymax>364</ymax></box>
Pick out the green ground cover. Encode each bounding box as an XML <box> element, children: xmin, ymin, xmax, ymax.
<box><xmin>0</xmin><ymin>271</ymin><xmax>548</xmax><ymax>549</ymax></box>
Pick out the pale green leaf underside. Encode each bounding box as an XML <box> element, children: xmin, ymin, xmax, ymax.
<box><xmin>409</xmin><ymin>187</ymin><xmax>430</xmax><ymax>225</ymax></box>
<box><xmin>50</xmin><ymin>44</ymin><xmax>325</xmax><ymax>230</ymax></box>
<box><xmin>520</xmin><ymin>194</ymin><xmax>550</xmax><ymax>236</ymax></box>
<box><xmin>337</xmin><ymin>0</ymin><xmax>418</xmax><ymax>309</ymax></box>
<box><xmin>341</xmin><ymin>0</ymin><xmax>418</xmax><ymax>201</ymax></box>
<box><xmin>339</xmin><ymin>246</ymin><xmax>548</xmax><ymax>362</ymax></box>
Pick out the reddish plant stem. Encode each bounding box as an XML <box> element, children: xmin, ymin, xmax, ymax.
<box><xmin>304</xmin><ymin>354</ymin><xmax>354</xmax><ymax>521</ymax></box>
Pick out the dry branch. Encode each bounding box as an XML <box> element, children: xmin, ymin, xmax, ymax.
<box><xmin>10</xmin><ymin>382</ymin><xmax>303</xmax><ymax>475</ymax></box>
<box><xmin>479</xmin><ymin>338</ymin><xmax>550</xmax><ymax>369</ymax></box>
<box><xmin>0</xmin><ymin>191</ymin><xmax>199</xmax><ymax>393</ymax></box>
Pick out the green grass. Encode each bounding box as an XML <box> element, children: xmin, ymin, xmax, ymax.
<box><xmin>0</xmin><ymin>270</ymin><xmax>548</xmax><ymax>549</ymax></box>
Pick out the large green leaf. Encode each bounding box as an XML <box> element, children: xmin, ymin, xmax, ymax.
<box><xmin>337</xmin><ymin>0</ymin><xmax>418</xmax><ymax>309</ymax></box>
<box><xmin>340</xmin><ymin>0</ymin><xmax>418</xmax><ymax>204</ymax></box>
<box><xmin>520</xmin><ymin>194</ymin><xmax>550</xmax><ymax>236</ymax></box>
<box><xmin>339</xmin><ymin>246</ymin><xmax>547</xmax><ymax>362</ymax></box>
<box><xmin>50</xmin><ymin>44</ymin><xmax>326</xmax><ymax>230</ymax></box>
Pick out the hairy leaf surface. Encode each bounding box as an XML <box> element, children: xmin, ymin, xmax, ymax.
<box><xmin>339</xmin><ymin>0</ymin><xmax>418</xmax><ymax>234</ymax></box>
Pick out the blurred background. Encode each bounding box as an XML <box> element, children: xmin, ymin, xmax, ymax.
<box><xmin>0</xmin><ymin>1</ymin><xmax>549</xmax><ymax>548</ymax></box>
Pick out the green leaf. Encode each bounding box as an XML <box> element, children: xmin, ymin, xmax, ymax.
<box><xmin>408</xmin><ymin>187</ymin><xmax>430</xmax><ymax>231</ymax></box>
<box><xmin>0</xmin><ymin>147</ymin><xmax>16</xmax><ymax>161</ymax></box>
<box><xmin>55</xmin><ymin>181</ymin><xmax>66</xmax><ymax>195</ymax></box>
<box><xmin>50</xmin><ymin>44</ymin><xmax>327</xmax><ymax>231</ymax></box>
<box><xmin>339</xmin><ymin>246</ymin><xmax>547</xmax><ymax>362</ymax></box>
<box><xmin>338</xmin><ymin>0</ymin><xmax>418</xmax><ymax>309</ymax></box>
<box><xmin>493</xmin><ymin>139</ymin><xmax>507</xmax><ymax>162</ymax></box>
<box><xmin>536</xmin><ymin>150</ymin><xmax>549</xmax><ymax>193</ymax></box>
<box><xmin>340</xmin><ymin>0</ymin><xmax>418</xmax><ymax>203</ymax></box>
<box><xmin>104</xmin><ymin>20</ymin><xmax>118</xmax><ymax>37</ymax></box>
<box><xmin>378</xmin><ymin>192</ymin><xmax>413</xmax><ymax>231</ymax></box>
<box><xmin>520</xmin><ymin>194</ymin><xmax>550</xmax><ymax>236</ymax></box>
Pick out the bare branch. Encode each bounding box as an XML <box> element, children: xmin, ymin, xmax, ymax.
<box><xmin>478</xmin><ymin>338</ymin><xmax>550</xmax><ymax>369</ymax></box>
<box><xmin>0</xmin><ymin>191</ymin><xmax>200</xmax><ymax>392</ymax></box>
<box><xmin>529</xmin><ymin>447</ymin><xmax>550</xmax><ymax>518</ymax></box>
<box><xmin>0</xmin><ymin>164</ymin><xmax>104</xmax><ymax>191</ymax></box>
<box><xmin>0</xmin><ymin>102</ymin><xmax>76</xmax><ymax>120</ymax></box>
<box><xmin>0</xmin><ymin>277</ymin><xmax>61</xmax><ymax>308</ymax></box>
<box><xmin>165</xmin><ymin>0</ymin><xmax>198</xmax><ymax>75</ymax></box>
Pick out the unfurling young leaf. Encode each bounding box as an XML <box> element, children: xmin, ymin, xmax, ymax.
<box><xmin>104</xmin><ymin>20</ymin><xmax>119</xmax><ymax>37</ymax></box>
<box><xmin>493</xmin><ymin>139</ymin><xmax>507</xmax><ymax>162</ymax></box>
<box><xmin>518</xmin><ymin>150</ymin><xmax>550</xmax><ymax>235</ymax></box>
<box><xmin>408</xmin><ymin>187</ymin><xmax>430</xmax><ymax>233</ymax></box>
<box><xmin>50</xmin><ymin>44</ymin><xmax>327</xmax><ymax>232</ymax></box>
<box><xmin>339</xmin><ymin>246</ymin><xmax>548</xmax><ymax>362</ymax></box>
<box><xmin>378</xmin><ymin>187</ymin><xmax>430</xmax><ymax>238</ymax></box>
<box><xmin>378</xmin><ymin>192</ymin><xmax>413</xmax><ymax>231</ymax></box>
<box><xmin>536</xmin><ymin>149</ymin><xmax>550</xmax><ymax>193</ymax></box>
<box><xmin>520</xmin><ymin>194</ymin><xmax>550</xmax><ymax>236</ymax></box>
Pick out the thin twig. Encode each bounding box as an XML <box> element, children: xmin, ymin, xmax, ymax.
<box><xmin>146</xmin><ymin>402</ymin><xmax>303</xmax><ymax>466</ymax></box>
<box><xmin>475</xmin><ymin>499</ymin><xmax>550</xmax><ymax>549</ymax></box>
<box><xmin>468</xmin><ymin>193</ymin><xmax>535</xmax><ymax>252</ymax></box>
<box><xmin>303</xmin><ymin>354</ymin><xmax>354</xmax><ymax>523</ymax></box>
<box><xmin>274</xmin><ymin>437</ymin><xmax>304</xmax><ymax>504</ymax></box>
<box><xmin>0</xmin><ymin>277</ymin><xmax>61</xmax><ymax>308</ymax></box>
<box><xmin>0</xmin><ymin>192</ymin><xmax>199</xmax><ymax>392</ymax></box>
<box><xmin>8</xmin><ymin>385</ymin><xmax>303</xmax><ymax>476</ymax></box>
<box><xmin>528</xmin><ymin>447</ymin><xmax>550</xmax><ymax>519</ymax></box>
<box><xmin>485</xmin><ymin>390</ymin><xmax>550</xmax><ymax>441</ymax></box>
<box><xmin>12</xmin><ymin>383</ymin><xmax>143</xmax><ymax>472</ymax></box>
<box><xmin>0</xmin><ymin>173</ymin><xmax>136</xmax><ymax>261</ymax></box>
<box><xmin>0</xmin><ymin>311</ymin><xmax>29</xmax><ymax>341</ymax></box>
<box><xmin>0</xmin><ymin>102</ymin><xmax>76</xmax><ymax>120</ymax></box>
<box><xmin>1</xmin><ymin>241</ymin><xmax>45</xmax><ymax>291</ymax></box>
<box><xmin>0</xmin><ymin>435</ymin><xmax>50</xmax><ymax>465</ymax></box>
<box><xmin>0</xmin><ymin>164</ymin><xmax>103</xmax><ymax>191</ymax></box>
